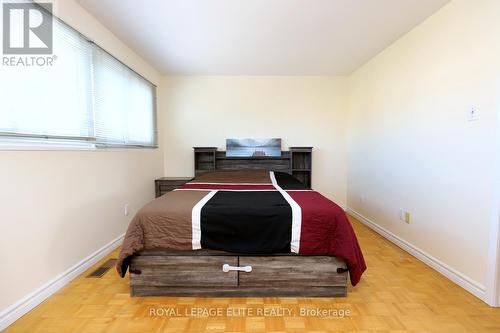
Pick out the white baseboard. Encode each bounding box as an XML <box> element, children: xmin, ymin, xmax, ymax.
<box><xmin>0</xmin><ymin>233</ymin><xmax>125</xmax><ymax>331</ymax></box>
<box><xmin>346</xmin><ymin>208</ymin><xmax>487</xmax><ymax>302</ymax></box>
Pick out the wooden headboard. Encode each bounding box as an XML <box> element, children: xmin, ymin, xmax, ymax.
<box><xmin>193</xmin><ymin>147</ymin><xmax>312</xmax><ymax>187</ymax></box>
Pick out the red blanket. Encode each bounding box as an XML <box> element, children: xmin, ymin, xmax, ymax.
<box><xmin>290</xmin><ymin>191</ymin><xmax>366</xmax><ymax>285</ymax></box>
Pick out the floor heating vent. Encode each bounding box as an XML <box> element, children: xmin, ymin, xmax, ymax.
<box><xmin>86</xmin><ymin>259</ymin><xmax>117</xmax><ymax>278</ymax></box>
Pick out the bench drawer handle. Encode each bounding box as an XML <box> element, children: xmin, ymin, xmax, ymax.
<box><xmin>222</xmin><ymin>264</ymin><xmax>252</xmax><ymax>273</ymax></box>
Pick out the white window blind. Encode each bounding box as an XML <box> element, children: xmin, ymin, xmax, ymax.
<box><xmin>92</xmin><ymin>47</ymin><xmax>156</xmax><ymax>147</ymax></box>
<box><xmin>0</xmin><ymin>20</ymin><xmax>94</xmax><ymax>141</ymax></box>
<box><xmin>0</xmin><ymin>7</ymin><xmax>157</xmax><ymax>148</ymax></box>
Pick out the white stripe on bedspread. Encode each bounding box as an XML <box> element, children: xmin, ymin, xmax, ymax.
<box><xmin>270</xmin><ymin>171</ymin><xmax>302</xmax><ymax>253</ymax></box>
<box><xmin>191</xmin><ymin>190</ymin><xmax>218</xmax><ymax>250</ymax></box>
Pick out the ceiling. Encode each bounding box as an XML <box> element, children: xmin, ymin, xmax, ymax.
<box><xmin>76</xmin><ymin>0</ymin><xmax>449</xmax><ymax>75</ymax></box>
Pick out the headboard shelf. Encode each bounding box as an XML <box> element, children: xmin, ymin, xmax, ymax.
<box><xmin>215</xmin><ymin>156</ymin><xmax>290</xmax><ymax>160</ymax></box>
<box><xmin>194</xmin><ymin>146</ymin><xmax>312</xmax><ymax>187</ymax></box>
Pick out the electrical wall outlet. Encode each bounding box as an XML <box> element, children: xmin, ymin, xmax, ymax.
<box><xmin>124</xmin><ymin>203</ymin><xmax>129</xmax><ymax>216</ymax></box>
<box><xmin>399</xmin><ymin>209</ymin><xmax>410</xmax><ymax>224</ymax></box>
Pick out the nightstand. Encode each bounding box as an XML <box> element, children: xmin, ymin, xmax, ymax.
<box><xmin>155</xmin><ymin>177</ymin><xmax>193</xmax><ymax>197</ymax></box>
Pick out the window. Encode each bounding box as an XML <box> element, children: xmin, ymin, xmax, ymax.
<box><xmin>0</xmin><ymin>10</ymin><xmax>157</xmax><ymax>148</ymax></box>
<box><xmin>93</xmin><ymin>47</ymin><xmax>156</xmax><ymax>147</ymax></box>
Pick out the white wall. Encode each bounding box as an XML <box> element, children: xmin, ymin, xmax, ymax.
<box><xmin>0</xmin><ymin>0</ymin><xmax>163</xmax><ymax>316</ymax></box>
<box><xmin>160</xmin><ymin>76</ymin><xmax>349</xmax><ymax>205</ymax></box>
<box><xmin>347</xmin><ymin>0</ymin><xmax>500</xmax><ymax>291</ymax></box>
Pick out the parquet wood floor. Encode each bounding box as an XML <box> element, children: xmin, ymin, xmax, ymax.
<box><xmin>4</xmin><ymin>216</ymin><xmax>500</xmax><ymax>332</ymax></box>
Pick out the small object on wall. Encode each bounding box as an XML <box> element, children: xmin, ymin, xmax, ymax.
<box><xmin>468</xmin><ymin>106</ymin><xmax>478</xmax><ymax>121</ymax></box>
<box><xmin>399</xmin><ymin>208</ymin><xmax>411</xmax><ymax>224</ymax></box>
<box><xmin>226</xmin><ymin>138</ymin><xmax>281</xmax><ymax>157</ymax></box>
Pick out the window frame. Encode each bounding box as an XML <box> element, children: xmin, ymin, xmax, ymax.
<box><xmin>0</xmin><ymin>5</ymin><xmax>158</xmax><ymax>150</ymax></box>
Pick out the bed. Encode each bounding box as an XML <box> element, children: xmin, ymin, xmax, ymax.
<box><xmin>116</xmin><ymin>148</ymin><xmax>366</xmax><ymax>297</ymax></box>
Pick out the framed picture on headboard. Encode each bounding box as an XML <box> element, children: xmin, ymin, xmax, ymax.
<box><xmin>226</xmin><ymin>138</ymin><xmax>281</xmax><ymax>157</ymax></box>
